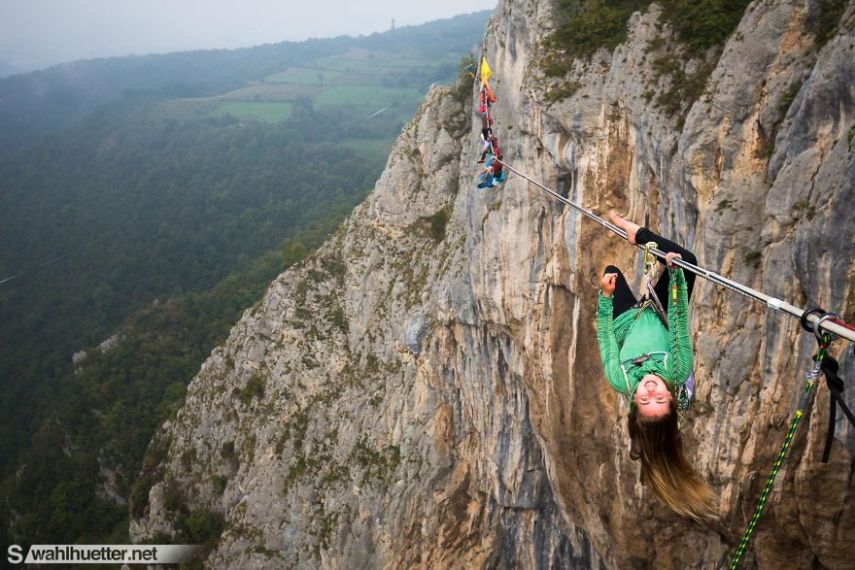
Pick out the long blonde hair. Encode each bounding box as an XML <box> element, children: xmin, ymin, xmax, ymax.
<box><xmin>628</xmin><ymin>406</ymin><xmax>718</xmax><ymax>521</ymax></box>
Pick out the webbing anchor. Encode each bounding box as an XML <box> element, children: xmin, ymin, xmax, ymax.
<box><xmin>729</xmin><ymin>330</ymin><xmax>837</xmax><ymax>568</ymax></box>
<box><xmin>803</xmin><ymin>311</ymin><xmax>855</xmax><ymax>463</ymax></box>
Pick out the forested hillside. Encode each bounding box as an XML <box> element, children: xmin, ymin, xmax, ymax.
<box><xmin>0</xmin><ymin>11</ymin><xmax>488</xmax><ymax>546</ymax></box>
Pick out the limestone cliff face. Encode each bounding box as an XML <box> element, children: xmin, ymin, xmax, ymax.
<box><xmin>131</xmin><ymin>1</ymin><xmax>855</xmax><ymax>568</ymax></box>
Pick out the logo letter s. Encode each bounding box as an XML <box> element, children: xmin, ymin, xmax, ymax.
<box><xmin>7</xmin><ymin>545</ymin><xmax>24</xmax><ymax>564</ymax></box>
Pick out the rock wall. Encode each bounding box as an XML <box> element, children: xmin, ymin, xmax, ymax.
<box><xmin>131</xmin><ymin>1</ymin><xmax>855</xmax><ymax>568</ymax></box>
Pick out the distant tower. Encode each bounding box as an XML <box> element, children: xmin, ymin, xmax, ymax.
<box><xmin>391</xmin><ymin>18</ymin><xmax>396</xmax><ymax>32</ymax></box>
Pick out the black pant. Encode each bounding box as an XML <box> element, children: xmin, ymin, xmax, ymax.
<box><xmin>604</xmin><ymin>227</ymin><xmax>697</xmax><ymax>320</ymax></box>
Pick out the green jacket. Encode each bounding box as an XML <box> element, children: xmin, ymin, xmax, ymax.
<box><xmin>596</xmin><ymin>268</ymin><xmax>693</xmax><ymax>396</ymax></box>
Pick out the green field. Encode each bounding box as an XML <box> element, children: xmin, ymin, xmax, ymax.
<box><xmin>175</xmin><ymin>48</ymin><xmax>454</xmax><ymax>125</ymax></box>
<box><xmin>340</xmin><ymin>138</ymin><xmax>396</xmax><ymax>159</ymax></box>
<box><xmin>266</xmin><ymin>67</ymin><xmax>346</xmax><ymax>85</ymax></box>
<box><xmin>313</xmin><ymin>49</ymin><xmax>445</xmax><ymax>72</ymax></box>
<box><xmin>210</xmin><ymin>101</ymin><xmax>295</xmax><ymax>122</ymax></box>
<box><xmin>266</xmin><ymin>55</ymin><xmax>450</xmax><ymax>86</ymax></box>
<box><xmin>216</xmin><ymin>82</ymin><xmax>319</xmax><ymax>101</ymax></box>
<box><xmin>316</xmin><ymin>86</ymin><xmax>423</xmax><ymax>106</ymax></box>
<box><xmin>153</xmin><ymin>98</ymin><xmax>220</xmax><ymax>120</ymax></box>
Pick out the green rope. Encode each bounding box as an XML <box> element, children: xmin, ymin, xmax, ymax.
<box><xmin>728</xmin><ymin>409</ymin><xmax>806</xmax><ymax>568</ymax></box>
<box><xmin>728</xmin><ymin>343</ymin><xmax>828</xmax><ymax>569</ymax></box>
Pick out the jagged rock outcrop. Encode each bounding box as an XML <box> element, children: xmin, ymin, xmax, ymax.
<box><xmin>131</xmin><ymin>1</ymin><xmax>855</xmax><ymax>568</ymax></box>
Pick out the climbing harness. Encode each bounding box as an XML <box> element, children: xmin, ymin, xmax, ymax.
<box><xmin>633</xmin><ymin>241</ymin><xmax>668</xmax><ymax>327</ymax></box>
<box><xmin>728</xmin><ymin>329</ymin><xmax>836</xmax><ymax>569</ymax></box>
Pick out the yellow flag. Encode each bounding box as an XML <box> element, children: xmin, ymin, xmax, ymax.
<box><xmin>480</xmin><ymin>56</ymin><xmax>492</xmax><ymax>84</ymax></box>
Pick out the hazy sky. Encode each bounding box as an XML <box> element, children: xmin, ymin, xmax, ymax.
<box><xmin>0</xmin><ymin>0</ymin><xmax>497</xmax><ymax>72</ymax></box>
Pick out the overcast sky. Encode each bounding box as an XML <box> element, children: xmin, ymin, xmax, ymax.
<box><xmin>0</xmin><ymin>0</ymin><xmax>497</xmax><ymax>73</ymax></box>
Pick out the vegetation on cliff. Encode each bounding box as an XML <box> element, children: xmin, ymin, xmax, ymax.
<box><xmin>542</xmin><ymin>0</ymin><xmax>754</xmax><ymax>118</ymax></box>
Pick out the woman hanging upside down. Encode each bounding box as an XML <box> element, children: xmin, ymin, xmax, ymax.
<box><xmin>596</xmin><ymin>212</ymin><xmax>717</xmax><ymax>521</ymax></box>
<box><xmin>476</xmin><ymin>151</ymin><xmax>504</xmax><ymax>189</ymax></box>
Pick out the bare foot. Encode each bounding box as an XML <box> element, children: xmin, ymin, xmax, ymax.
<box><xmin>608</xmin><ymin>211</ymin><xmax>641</xmax><ymax>245</ymax></box>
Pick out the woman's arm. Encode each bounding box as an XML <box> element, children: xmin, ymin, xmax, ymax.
<box><xmin>596</xmin><ymin>291</ymin><xmax>632</xmax><ymax>395</ymax></box>
<box><xmin>667</xmin><ymin>267</ymin><xmax>694</xmax><ymax>384</ymax></box>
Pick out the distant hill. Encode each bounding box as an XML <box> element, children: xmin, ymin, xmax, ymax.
<box><xmin>0</xmin><ymin>58</ymin><xmax>24</xmax><ymax>78</ymax></box>
<box><xmin>0</xmin><ymin>12</ymin><xmax>488</xmax><ymax>152</ymax></box>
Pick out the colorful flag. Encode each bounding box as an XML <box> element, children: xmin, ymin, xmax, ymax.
<box><xmin>480</xmin><ymin>56</ymin><xmax>492</xmax><ymax>84</ymax></box>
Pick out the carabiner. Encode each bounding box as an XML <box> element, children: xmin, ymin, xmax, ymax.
<box><xmin>813</xmin><ymin>313</ymin><xmax>839</xmax><ymax>344</ymax></box>
<box><xmin>642</xmin><ymin>241</ymin><xmax>658</xmax><ymax>276</ymax></box>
